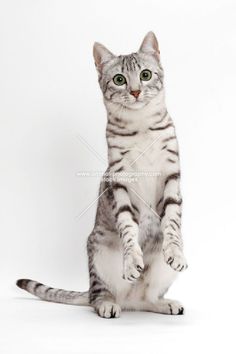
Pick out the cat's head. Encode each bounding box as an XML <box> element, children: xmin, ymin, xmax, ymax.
<box><xmin>93</xmin><ymin>32</ymin><xmax>164</xmax><ymax>111</ymax></box>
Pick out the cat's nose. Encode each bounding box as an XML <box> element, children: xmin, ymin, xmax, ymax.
<box><xmin>130</xmin><ymin>90</ymin><xmax>141</xmax><ymax>98</ymax></box>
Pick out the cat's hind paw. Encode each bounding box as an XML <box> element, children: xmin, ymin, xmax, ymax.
<box><xmin>155</xmin><ymin>299</ymin><xmax>184</xmax><ymax>315</ymax></box>
<box><xmin>167</xmin><ymin>300</ymin><xmax>184</xmax><ymax>315</ymax></box>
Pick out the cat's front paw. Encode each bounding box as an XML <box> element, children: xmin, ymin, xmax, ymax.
<box><xmin>163</xmin><ymin>244</ymin><xmax>188</xmax><ymax>272</ymax></box>
<box><xmin>96</xmin><ymin>301</ymin><xmax>121</xmax><ymax>319</ymax></box>
<box><xmin>123</xmin><ymin>244</ymin><xmax>144</xmax><ymax>282</ymax></box>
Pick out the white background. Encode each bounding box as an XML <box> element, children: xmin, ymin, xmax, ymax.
<box><xmin>1</xmin><ymin>0</ymin><xmax>236</xmax><ymax>353</ymax></box>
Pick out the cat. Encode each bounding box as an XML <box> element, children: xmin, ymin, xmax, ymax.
<box><xmin>17</xmin><ymin>32</ymin><xmax>188</xmax><ymax>318</ymax></box>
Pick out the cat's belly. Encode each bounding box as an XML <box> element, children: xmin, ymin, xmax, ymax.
<box><xmin>93</xmin><ymin>239</ymin><xmax>177</xmax><ymax>309</ymax></box>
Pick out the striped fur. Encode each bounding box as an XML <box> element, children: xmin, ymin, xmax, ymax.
<box><xmin>16</xmin><ymin>279</ymin><xmax>89</xmax><ymax>305</ymax></box>
<box><xmin>17</xmin><ymin>32</ymin><xmax>187</xmax><ymax>319</ymax></box>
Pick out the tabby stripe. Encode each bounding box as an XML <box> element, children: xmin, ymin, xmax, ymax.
<box><xmin>167</xmin><ymin>158</ymin><xmax>176</xmax><ymax>163</ymax></box>
<box><xmin>133</xmin><ymin>55</ymin><xmax>141</xmax><ymax>69</ymax></box>
<box><xmin>168</xmin><ymin>304</ymin><xmax>173</xmax><ymax>315</ymax></box>
<box><xmin>168</xmin><ymin>235</ymin><xmax>180</xmax><ymax>242</ymax></box>
<box><xmin>113</xmin><ymin>183</ymin><xmax>128</xmax><ymax>193</ymax></box>
<box><xmin>121</xmin><ymin>57</ymin><xmax>125</xmax><ymax>72</ymax></box>
<box><xmin>165</xmin><ymin>172</ymin><xmax>180</xmax><ymax>185</ymax></box>
<box><xmin>169</xmin><ymin>224</ymin><xmax>176</xmax><ymax>231</ymax></box>
<box><xmin>34</xmin><ymin>283</ymin><xmax>43</xmax><ymax>291</ymax></box>
<box><xmin>108</xmin><ymin>144</ymin><xmax>125</xmax><ymax>149</ymax></box>
<box><xmin>149</xmin><ymin>123</ymin><xmax>173</xmax><ymax>131</ymax></box>
<box><xmin>154</xmin><ymin>72</ymin><xmax>163</xmax><ymax>84</ymax></box>
<box><xmin>68</xmin><ymin>291</ymin><xmax>76</xmax><ymax>295</ymax></box>
<box><xmin>91</xmin><ymin>280</ymin><xmax>100</xmax><ymax>288</ymax></box>
<box><xmin>115</xmin><ymin>205</ymin><xmax>138</xmax><ymax>224</ymax></box>
<box><xmin>114</xmin><ymin>166</ymin><xmax>124</xmax><ymax>173</ymax></box>
<box><xmin>168</xmin><ymin>240</ymin><xmax>181</xmax><ymax>248</ymax></box>
<box><xmin>167</xmin><ymin>149</ymin><xmax>178</xmax><ymax>156</ymax></box>
<box><xmin>108</xmin><ymin>91</ymin><xmax>116</xmax><ymax>100</ymax></box>
<box><xmin>91</xmin><ymin>288</ymin><xmax>103</xmax><ymax>296</ymax></box>
<box><xmin>104</xmin><ymin>80</ymin><xmax>111</xmax><ymax>94</ymax></box>
<box><xmin>131</xmin><ymin>203</ymin><xmax>139</xmax><ymax>213</ymax></box>
<box><xmin>162</xmin><ymin>136</ymin><xmax>176</xmax><ymax>143</ymax></box>
<box><xmin>45</xmin><ymin>287</ymin><xmax>53</xmax><ymax>294</ymax></box>
<box><xmin>156</xmin><ymin>196</ymin><xmax>163</xmax><ymax>209</ymax></box>
<box><xmin>121</xmin><ymin>150</ymin><xmax>130</xmax><ymax>155</ymax></box>
<box><xmin>122</xmin><ymin>230</ymin><xmax>130</xmax><ymax>238</ymax></box>
<box><xmin>170</xmin><ymin>219</ymin><xmax>180</xmax><ymax>228</ymax></box>
<box><xmin>108</xmin><ymin>120</ymin><xmax>125</xmax><ymax>129</ymax></box>
<box><xmin>152</xmin><ymin>110</ymin><xmax>168</xmax><ymax>125</ymax></box>
<box><xmin>115</xmin><ymin>205</ymin><xmax>134</xmax><ymax>219</ymax></box>
<box><xmin>89</xmin><ymin>271</ymin><xmax>97</xmax><ymax>278</ymax></box>
<box><xmin>121</xmin><ymin>224</ymin><xmax>133</xmax><ymax>232</ymax></box>
<box><xmin>109</xmin><ymin>158</ymin><xmax>122</xmax><ymax>167</ymax></box>
<box><xmin>161</xmin><ymin>197</ymin><xmax>182</xmax><ymax>218</ymax></box>
<box><xmin>107</xmin><ymin>129</ymin><xmax>137</xmax><ymax>136</ymax></box>
<box><xmin>54</xmin><ymin>289</ymin><xmax>61</xmax><ymax>297</ymax></box>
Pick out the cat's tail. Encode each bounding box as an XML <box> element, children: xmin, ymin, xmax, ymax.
<box><xmin>16</xmin><ymin>279</ymin><xmax>90</xmax><ymax>306</ymax></box>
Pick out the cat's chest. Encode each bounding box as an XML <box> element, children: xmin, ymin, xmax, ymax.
<box><xmin>120</xmin><ymin>133</ymin><xmax>166</xmax><ymax>209</ymax></box>
<box><xmin>124</xmin><ymin>133</ymin><xmax>166</xmax><ymax>172</ymax></box>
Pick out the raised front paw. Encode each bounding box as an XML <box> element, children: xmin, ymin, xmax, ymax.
<box><xmin>163</xmin><ymin>244</ymin><xmax>188</xmax><ymax>272</ymax></box>
<box><xmin>123</xmin><ymin>244</ymin><xmax>144</xmax><ymax>282</ymax></box>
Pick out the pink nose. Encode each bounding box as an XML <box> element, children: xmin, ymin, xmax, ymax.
<box><xmin>130</xmin><ymin>90</ymin><xmax>141</xmax><ymax>98</ymax></box>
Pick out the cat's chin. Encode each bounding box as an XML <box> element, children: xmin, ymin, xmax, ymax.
<box><xmin>123</xmin><ymin>100</ymin><xmax>149</xmax><ymax>110</ymax></box>
<box><xmin>104</xmin><ymin>99</ymin><xmax>151</xmax><ymax>114</ymax></box>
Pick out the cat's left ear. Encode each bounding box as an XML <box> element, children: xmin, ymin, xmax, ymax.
<box><xmin>93</xmin><ymin>42</ymin><xmax>115</xmax><ymax>73</ymax></box>
<box><xmin>139</xmin><ymin>31</ymin><xmax>160</xmax><ymax>60</ymax></box>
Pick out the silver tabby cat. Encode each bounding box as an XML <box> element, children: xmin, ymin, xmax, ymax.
<box><xmin>17</xmin><ymin>32</ymin><xmax>188</xmax><ymax>318</ymax></box>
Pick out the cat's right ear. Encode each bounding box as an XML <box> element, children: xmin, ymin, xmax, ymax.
<box><xmin>93</xmin><ymin>42</ymin><xmax>115</xmax><ymax>73</ymax></box>
<box><xmin>139</xmin><ymin>32</ymin><xmax>160</xmax><ymax>60</ymax></box>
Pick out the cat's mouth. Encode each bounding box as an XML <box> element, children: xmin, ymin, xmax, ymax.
<box><xmin>124</xmin><ymin>99</ymin><xmax>148</xmax><ymax>110</ymax></box>
<box><xmin>122</xmin><ymin>93</ymin><xmax>151</xmax><ymax>109</ymax></box>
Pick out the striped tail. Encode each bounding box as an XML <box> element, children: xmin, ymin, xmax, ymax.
<box><xmin>16</xmin><ymin>279</ymin><xmax>89</xmax><ymax>306</ymax></box>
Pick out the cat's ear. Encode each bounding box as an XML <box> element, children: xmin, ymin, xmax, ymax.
<box><xmin>139</xmin><ymin>31</ymin><xmax>160</xmax><ymax>60</ymax></box>
<box><xmin>93</xmin><ymin>42</ymin><xmax>115</xmax><ymax>73</ymax></box>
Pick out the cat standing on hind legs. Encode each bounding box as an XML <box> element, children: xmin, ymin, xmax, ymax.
<box><xmin>17</xmin><ymin>31</ymin><xmax>188</xmax><ymax>319</ymax></box>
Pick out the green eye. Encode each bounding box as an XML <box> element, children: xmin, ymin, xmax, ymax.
<box><xmin>140</xmin><ymin>69</ymin><xmax>152</xmax><ymax>81</ymax></box>
<box><xmin>113</xmin><ymin>74</ymin><xmax>126</xmax><ymax>86</ymax></box>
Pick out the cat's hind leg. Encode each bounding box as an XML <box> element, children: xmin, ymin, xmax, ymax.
<box><xmin>90</xmin><ymin>285</ymin><xmax>121</xmax><ymax>319</ymax></box>
<box><xmin>88</xmin><ymin>251</ymin><xmax>121</xmax><ymax>318</ymax></box>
